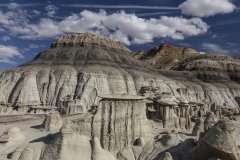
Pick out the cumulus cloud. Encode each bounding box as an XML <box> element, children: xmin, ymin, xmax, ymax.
<box><xmin>7</xmin><ymin>3</ymin><xmax>19</xmax><ymax>10</ymax></box>
<box><xmin>45</xmin><ymin>5</ymin><xmax>58</xmax><ymax>17</ymax></box>
<box><xmin>0</xmin><ymin>45</ymin><xmax>23</xmax><ymax>64</ymax></box>
<box><xmin>2</xmin><ymin>36</ymin><xmax>10</xmax><ymax>41</ymax></box>
<box><xmin>29</xmin><ymin>44</ymin><xmax>38</xmax><ymax>48</ymax></box>
<box><xmin>179</xmin><ymin>0</ymin><xmax>236</xmax><ymax>17</ymax></box>
<box><xmin>0</xmin><ymin>9</ymin><xmax>209</xmax><ymax>45</ymax></box>
<box><xmin>32</xmin><ymin>10</ymin><xmax>41</xmax><ymax>15</ymax></box>
<box><xmin>202</xmin><ymin>43</ymin><xmax>230</xmax><ymax>54</ymax></box>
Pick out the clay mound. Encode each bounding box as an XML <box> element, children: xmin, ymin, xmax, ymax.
<box><xmin>182</xmin><ymin>119</ymin><xmax>240</xmax><ymax>160</ymax></box>
<box><xmin>0</xmin><ymin>127</ymin><xmax>26</xmax><ymax>155</ymax></box>
<box><xmin>0</xmin><ymin>127</ymin><xmax>25</xmax><ymax>143</ymax></box>
<box><xmin>132</xmin><ymin>43</ymin><xmax>199</xmax><ymax>69</ymax></box>
<box><xmin>0</xmin><ymin>33</ymin><xmax>158</xmax><ymax>107</ymax></box>
<box><xmin>41</xmin><ymin>113</ymin><xmax>63</xmax><ymax>131</ymax></box>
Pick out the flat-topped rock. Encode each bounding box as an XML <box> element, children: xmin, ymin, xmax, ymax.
<box><xmin>157</xmin><ymin>92</ymin><xmax>178</xmax><ymax>106</ymax></box>
<box><xmin>51</xmin><ymin>33</ymin><xmax>131</xmax><ymax>52</ymax></box>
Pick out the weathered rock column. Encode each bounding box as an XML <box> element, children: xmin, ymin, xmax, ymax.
<box><xmin>198</xmin><ymin>103</ymin><xmax>205</xmax><ymax>117</ymax></box>
<box><xmin>92</xmin><ymin>94</ymin><xmax>153</xmax><ymax>155</ymax></box>
<box><xmin>215</xmin><ymin>105</ymin><xmax>222</xmax><ymax>119</ymax></box>
<box><xmin>178</xmin><ymin>103</ymin><xmax>190</xmax><ymax>130</ymax></box>
<box><xmin>189</xmin><ymin>101</ymin><xmax>199</xmax><ymax>117</ymax></box>
<box><xmin>157</xmin><ymin>92</ymin><xmax>178</xmax><ymax>129</ymax></box>
<box><xmin>59</xmin><ymin>95</ymin><xmax>86</xmax><ymax>115</ymax></box>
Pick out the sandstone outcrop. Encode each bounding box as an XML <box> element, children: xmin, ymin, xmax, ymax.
<box><xmin>40</xmin><ymin>94</ymin><xmax>152</xmax><ymax>159</ymax></box>
<box><xmin>132</xmin><ymin>43</ymin><xmax>199</xmax><ymax>69</ymax></box>
<box><xmin>0</xmin><ymin>33</ymin><xmax>238</xmax><ymax>114</ymax></box>
<box><xmin>192</xmin><ymin>117</ymin><xmax>204</xmax><ymax>137</ymax></box>
<box><xmin>182</xmin><ymin>119</ymin><xmax>240</xmax><ymax>160</ymax></box>
<box><xmin>59</xmin><ymin>94</ymin><xmax>86</xmax><ymax>114</ymax></box>
<box><xmin>0</xmin><ymin>127</ymin><xmax>25</xmax><ymax>144</ymax></box>
<box><xmin>41</xmin><ymin>113</ymin><xmax>63</xmax><ymax>131</ymax></box>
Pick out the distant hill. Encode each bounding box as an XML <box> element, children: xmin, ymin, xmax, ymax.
<box><xmin>132</xmin><ymin>43</ymin><xmax>200</xmax><ymax>69</ymax></box>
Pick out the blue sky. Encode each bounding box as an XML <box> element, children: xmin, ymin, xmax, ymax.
<box><xmin>0</xmin><ymin>0</ymin><xmax>239</xmax><ymax>70</ymax></box>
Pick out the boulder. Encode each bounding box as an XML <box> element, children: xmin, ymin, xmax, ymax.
<box><xmin>192</xmin><ymin>117</ymin><xmax>204</xmax><ymax>138</ymax></box>
<box><xmin>182</xmin><ymin>119</ymin><xmax>240</xmax><ymax>160</ymax></box>
<box><xmin>159</xmin><ymin>152</ymin><xmax>173</xmax><ymax>160</ymax></box>
<box><xmin>204</xmin><ymin>112</ymin><xmax>217</xmax><ymax>132</ymax></box>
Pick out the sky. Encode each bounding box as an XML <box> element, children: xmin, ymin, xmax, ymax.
<box><xmin>0</xmin><ymin>0</ymin><xmax>239</xmax><ymax>70</ymax></box>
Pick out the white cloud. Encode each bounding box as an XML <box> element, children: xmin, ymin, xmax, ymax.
<box><xmin>0</xmin><ymin>45</ymin><xmax>23</xmax><ymax>65</ymax></box>
<box><xmin>0</xmin><ymin>9</ymin><xmax>209</xmax><ymax>45</ymax></box>
<box><xmin>179</xmin><ymin>0</ymin><xmax>236</xmax><ymax>17</ymax></box>
<box><xmin>202</xmin><ymin>43</ymin><xmax>229</xmax><ymax>54</ymax></box>
<box><xmin>45</xmin><ymin>5</ymin><xmax>58</xmax><ymax>17</ymax></box>
<box><xmin>212</xmin><ymin>34</ymin><xmax>217</xmax><ymax>38</ymax></box>
<box><xmin>7</xmin><ymin>3</ymin><xmax>19</xmax><ymax>10</ymax></box>
<box><xmin>2</xmin><ymin>36</ymin><xmax>10</xmax><ymax>41</ymax></box>
<box><xmin>32</xmin><ymin>10</ymin><xmax>41</xmax><ymax>15</ymax></box>
<box><xmin>29</xmin><ymin>44</ymin><xmax>38</xmax><ymax>48</ymax></box>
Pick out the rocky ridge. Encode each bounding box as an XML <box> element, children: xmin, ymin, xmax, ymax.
<box><xmin>132</xmin><ymin>43</ymin><xmax>199</xmax><ymax>69</ymax></box>
<box><xmin>0</xmin><ymin>33</ymin><xmax>239</xmax><ymax>112</ymax></box>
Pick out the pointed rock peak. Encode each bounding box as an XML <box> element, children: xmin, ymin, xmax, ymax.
<box><xmin>50</xmin><ymin>33</ymin><xmax>131</xmax><ymax>52</ymax></box>
<box><xmin>132</xmin><ymin>43</ymin><xmax>200</xmax><ymax>69</ymax></box>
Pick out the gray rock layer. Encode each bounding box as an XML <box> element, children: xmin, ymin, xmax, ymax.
<box><xmin>0</xmin><ymin>33</ymin><xmax>239</xmax><ymax>112</ymax></box>
<box><xmin>41</xmin><ymin>99</ymin><xmax>152</xmax><ymax>160</ymax></box>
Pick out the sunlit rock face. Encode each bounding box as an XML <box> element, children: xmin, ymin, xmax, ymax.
<box><xmin>0</xmin><ymin>33</ymin><xmax>239</xmax><ymax>112</ymax></box>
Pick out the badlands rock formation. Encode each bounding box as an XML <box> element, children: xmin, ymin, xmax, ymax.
<box><xmin>41</xmin><ymin>113</ymin><xmax>63</xmax><ymax>131</ymax></box>
<box><xmin>0</xmin><ymin>33</ymin><xmax>240</xmax><ymax>160</ymax></box>
<box><xmin>182</xmin><ymin>119</ymin><xmax>240</xmax><ymax>160</ymax></box>
<box><xmin>132</xmin><ymin>43</ymin><xmax>199</xmax><ymax>69</ymax></box>
<box><xmin>0</xmin><ymin>33</ymin><xmax>239</xmax><ymax>113</ymax></box>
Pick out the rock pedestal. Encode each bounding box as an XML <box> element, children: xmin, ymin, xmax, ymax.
<box><xmin>156</xmin><ymin>92</ymin><xmax>179</xmax><ymax>129</ymax></box>
<box><xmin>41</xmin><ymin>113</ymin><xmax>63</xmax><ymax>131</ymax></box>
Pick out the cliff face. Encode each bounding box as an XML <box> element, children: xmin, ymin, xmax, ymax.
<box><xmin>132</xmin><ymin>43</ymin><xmax>199</xmax><ymax>69</ymax></box>
<box><xmin>172</xmin><ymin>54</ymin><xmax>240</xmax><ymax>83</ymax></box>
<box><xmin>0</xmin><ymin>33</ymin><xmax>239</xmax><ymax>112</ymax></box>
<box><xmin>133</xmin><ymin>44</ymin><xmax>240</xmax><ymax>112</ymax></box>
<box><xmin>0</xmin><ymin>33</ymin><xmax>153</xmax><ymax>107</ymax></box>
<box><xmin>41</xmin><ymin>98</ymin><xmax>152</xmax><ymax>159</ymax></box>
